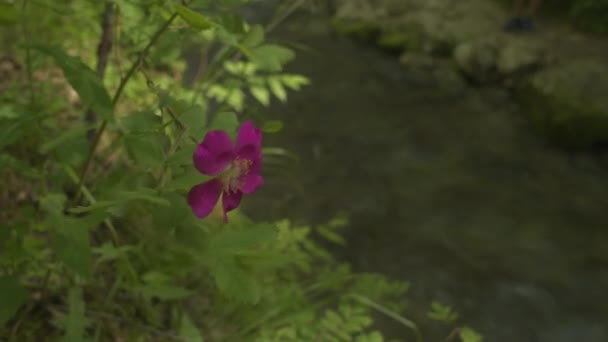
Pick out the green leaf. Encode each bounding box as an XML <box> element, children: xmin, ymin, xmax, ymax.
<box><xmin>62</xmin><ymin>287</ymin><xmax>88</xmax><ymax>342</ymax></box>
<box><xmin>32</xmin><ymin>45</ymin><xmax>113</xmax><ymax>120</ymax></box>
<box><xmin>0</xmin><ymin>3</ymin><xmax>17</xmax><ymax>26</ymax></box>
<box><xmin>243</xmin><ymin>25</ymin><xmax>265</xmax><ymax>47</ymax></box>
<box><xmin>459</xmin><ymin>327</ymin><xmax>483</xmax><ymax>342</ymax></box>
<box><xmin>53</xmin><ymin>219</ymin><xmax>93</xmax><ymax>278</ymax></box>
<box><xmin>221</xmin><ymin>14</ymin><xmax>246</xmax><ymax>34</ymax></box>
<box><xmin>175</xmin><ymin>5</ymin><xmax>215</xmax><ymax>31</ymax></box>
<box><xmin>39</xmin><ymin>123</ymin><xmax>95</xmax><ymax>154</ymax></box>
<box><xmin>281</xmin><ymin>74</ymin><xmax>310</xmax><ymax>90</ymax></box>
<box><xmin>93</xmin><ymin>242</ymin><xmax>135</xmax><ymax>263</ymax></box>
<box><xmin>180</xmin><ymin>314</ymin><xmax>204</xmax><ymax>342</ymax></box>
<box><xmin>249</xmin><ymin>44</ymin><xmax>295</xmax><ymax>72</ymax></box>
<box><xmin>125</xmin><ymin>132</ymin><xmax>166</xmax><ymax>167</ymax></box>
<box><xmin>212</xmin><ymin>257</ymin><xmax>260</xmax><ymax>304</ymax></box>
<box><xmin>250</xmin><ymin>86</ymin><xmax>270</xmax><ymax>106</ymax></box>
<box><xmin>317</xmin><ymin>226</ymin><xmax>346</xmax><ymax>246</ymax></box>
<box><xmin>115</xmin><ymin>188</ymin><xmax>171</xmax><ymax>206</ymax></box>
<box><xmin>164</xmin><ymin>167</ymin><xmax>207</xmax><ymax>192</ymax></box>
<box><xmin>268</xmin><ymin>77</ymin><xmax>287</xmax><ymax>102</ymax></box>
<box><xmin>207</xmin><ymin>224</ymin><xmax>276</xmax><ymax>256</ymax></box>
<box><xmin>180</xmin><ymin>104</ymin><xmax>207</xmax><ymax>135</ymax></box>
<box><xmin>0</xmin><ymin>276</ymin><xmax>29</xmax><ymax>325</ymax></box>
<box><xmin>427</xmin><ymin>302</ymin><xmax>459</xmax><ymax>323</ymax></box>
<box><xmin>208</xmin><ymin>112</ymin><xmax>238</xmax><ymax>133</ymax></box>
<box><xmin>262</xmin><ymin>120</ymin><xmax>283</xmax><ymax>133</ymax></box>
<box><xmin>120</xmin><ymin>111</ymin><xmax>161</xmax><ymax>133</ymax></box>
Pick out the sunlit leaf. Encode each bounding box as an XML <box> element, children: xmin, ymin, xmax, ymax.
<box><xmin>268</xmin><ymin>77</ymin><xmax>287</xmax><ymax>102</ymax></box>
<box><xmin>250</xmin><ymin>85</ymin><xmax>270</xmax><ymax>106</ymax></box>
<box><xmin>262</xmin><ymin>120</ymin><xmax>283</xmax><ymax>133</ymax></box>
<box><xmin>175</xmin><ymin>5</ymin><xmax>215</xmax><ymax>31</ymax></box>
<box><xmin>459</xmin><ymin>327</ymin><xmax>483</xmax><ymax>342</ymax></box>
<box><xmin>249</xmin><ymin>44</ymin><xmax>295</xmax><ymax>72</ymax></box>
<box><xmin>281</xmin><ymin>74</ymin><xmax>310</xmax><ymax>90</ymax></box>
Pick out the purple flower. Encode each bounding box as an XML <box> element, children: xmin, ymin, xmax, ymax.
<box><xmin>187</xmin><ymin>121</ymin><xmax>264</xmax><ymax>222</ymax></box>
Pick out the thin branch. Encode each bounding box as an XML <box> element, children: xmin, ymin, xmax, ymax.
<box><xmin>86</xmin><ymin>2</ymin><xmax>115</xmax><ymax>142</ymax></box>
<box><xmin>72</xmin><ymin>13</ymin><xmax>179</xmax><ymax>205</ymax></box>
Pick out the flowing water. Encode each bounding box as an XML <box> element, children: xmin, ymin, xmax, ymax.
<box><xmin>240</xmin><ymin>11</ymin><xmax>608</xmax><ymax>342</ymax></box>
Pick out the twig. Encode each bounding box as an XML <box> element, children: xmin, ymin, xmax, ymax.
<box><xmin>72</xmin><ymin>12</ymin><xmax>179</xmax><ymax>205</ymax></box>
<box><xmin>86</xmin><ymin>2</ymin><xmax>115</xmax><ymax>141</ymax></box>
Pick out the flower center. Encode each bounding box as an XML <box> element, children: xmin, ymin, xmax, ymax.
<box><xmin>219</xmin><ymin>157</ymin><xmax>252</xmax><ymax>193</ymax></box>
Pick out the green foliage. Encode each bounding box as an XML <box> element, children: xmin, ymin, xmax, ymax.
<box><xmin>0</xmin><ymin>0</ymin><xmax>479</xmax><ymax>340</ymax></box>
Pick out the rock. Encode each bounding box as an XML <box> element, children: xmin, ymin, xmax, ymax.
<box><xmin>453</xmin><ymin>38</ymin><xmax>500</xmax><ymax>84</ymax></box>
<box><xmin>454</xmin><ymin>35</ymin><xmax>546</xmax><ymax>84</ymax></box>
<box><xmin>515</xmin><ymin>59</ymin><xmax>608</xmax><ymax>147</ymax></box>
<box><xmin>496</xmin><ymin>38</ymin><xmax>545</xmax><ymax>76</ymax></box>
<box><xmin>330</xmin><ymin>0</ymin><xmax>385</xmax><ymax>41</ymax></box>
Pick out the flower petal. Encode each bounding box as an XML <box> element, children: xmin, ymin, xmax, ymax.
<box><xmin>193</xmin><ymin>131</ymin><xmax>235</xmax><ymax>176</ymax></box>
<box><xmin>187</xmin><ymin>179</ymin><xmax>222</xmax><ymax>219</ymax></box>
<box><xmin>239</xmin><ymin>174</ymin><xmax>264</xmax><ymax>194</ymax></box>
<box><xmin>235</xmin><ymin>121</ymin><xmax>262</xmax><ymax>160</ymax></box>
<box><xmin>222</xmin><ymin>190</ymin><xmax>243</xmax><ymax>223</ymax></box>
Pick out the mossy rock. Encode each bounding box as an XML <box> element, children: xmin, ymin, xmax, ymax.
<box><xmin>330</xmin><ymin>18</ymin><xmax>381</xmax><ymax>42</ymax></box>
<box><xmin>377</xmin><ymin>30</ymin><xmax>422</xmax><ymax>54</ymax></box>
<box><xmin>515</xmin><ymin>60</ymin><xmax>608</xmax><ymax>147</ymax></box>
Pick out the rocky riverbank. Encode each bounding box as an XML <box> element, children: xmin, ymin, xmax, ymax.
<box><xmin>330</xmin><ymin>0</ymin><xmax>608</xmax><ymax>148</ymax></box>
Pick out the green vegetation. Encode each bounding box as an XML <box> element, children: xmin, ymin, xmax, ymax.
<box><xmin>0</xmin><ymin>0</ymin><xmax>479</xmax><ymax>341</ymax></box>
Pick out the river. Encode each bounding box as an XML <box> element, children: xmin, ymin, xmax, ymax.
<box><xmin>242</xmin><ymin>10</ymin><xmax>608</xmax><ymax>342</ymax></box>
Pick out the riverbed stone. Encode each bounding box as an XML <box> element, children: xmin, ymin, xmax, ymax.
<box><xmin>515</xmin><ymin>60</ymin><xmax>608</xmax><ymax>147</ymax></box>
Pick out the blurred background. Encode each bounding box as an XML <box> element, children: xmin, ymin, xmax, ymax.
<box><xmin>242</xmin><ymin>0</ymin><xmax>608</xmax><ymax>341</ymax></box>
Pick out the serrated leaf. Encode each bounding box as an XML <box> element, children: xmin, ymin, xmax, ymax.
<box><xmin>249</xmin><ymin>44</ymin><xmax>295</xmax><ymax>72</ymax></box>
<box><xmin>281</xmin><ymin>74</ymin><xmax>310</xmax><ymax>90</ymax></box>
<box><xmin>62</xmin><ymin>287</ymin><xmax>88</xmax><ymax>342</ymax></box>
<box><xmin>212</xmin><ymin>257</ymin><xmax>260</xmax><ymax>303</ymax></box>
<box><xmin>208</xmin><ymin>112</ymin><xmax>238</xmax><ymax>133</ymax></box>
<box><xmin>243</xmin><ymin>25</ymin><xmax>264</xmax><ymax>47</ymax></box>
<box><xmin>0</xmin><ymin>276</ymin><xmax>29</xmax><ymax>325</ymax></box>
<box><xmin>268</xmin><ymin>77</ymin><xmax>287</xmax><ymax>102</ymax></box>
<box><xmin>175</xmin><ymin>5</ymin><xmax>215</xmax><ymax>31</ymax></box>
<box><xmin>93</xmin><ymin>242</ymin><xmax>135</xmax><ymax>263</ymax></box>
<box><xmin>262</xmin><ymin>120</ymin><xmax>283</xmax><ymax>133</ymax></box>
<box><xmin>32</xmin><ymin>45</ymin><xmax>113</xmax><ymax>119</ymax></box>
<box><xmin>249</xmin><ymin>85</ymin><xmax>269</xmax><ymax>106</ymax></box>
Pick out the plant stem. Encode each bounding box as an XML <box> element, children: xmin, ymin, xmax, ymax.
<box><xmin>86</xmin><ymin>1</ymin><xmax>115</xmax><ymax>142</ymax></box>
<box><xmin>72</xmin><ymin>13</ymin><xmax>179</xmax><ymax>205</ymax></box>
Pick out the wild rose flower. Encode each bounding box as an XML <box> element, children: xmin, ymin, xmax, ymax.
<box><xmin>187</xmin><ymin>121</ymin><xmax>264</xmax><ymax>222</ymax></box>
